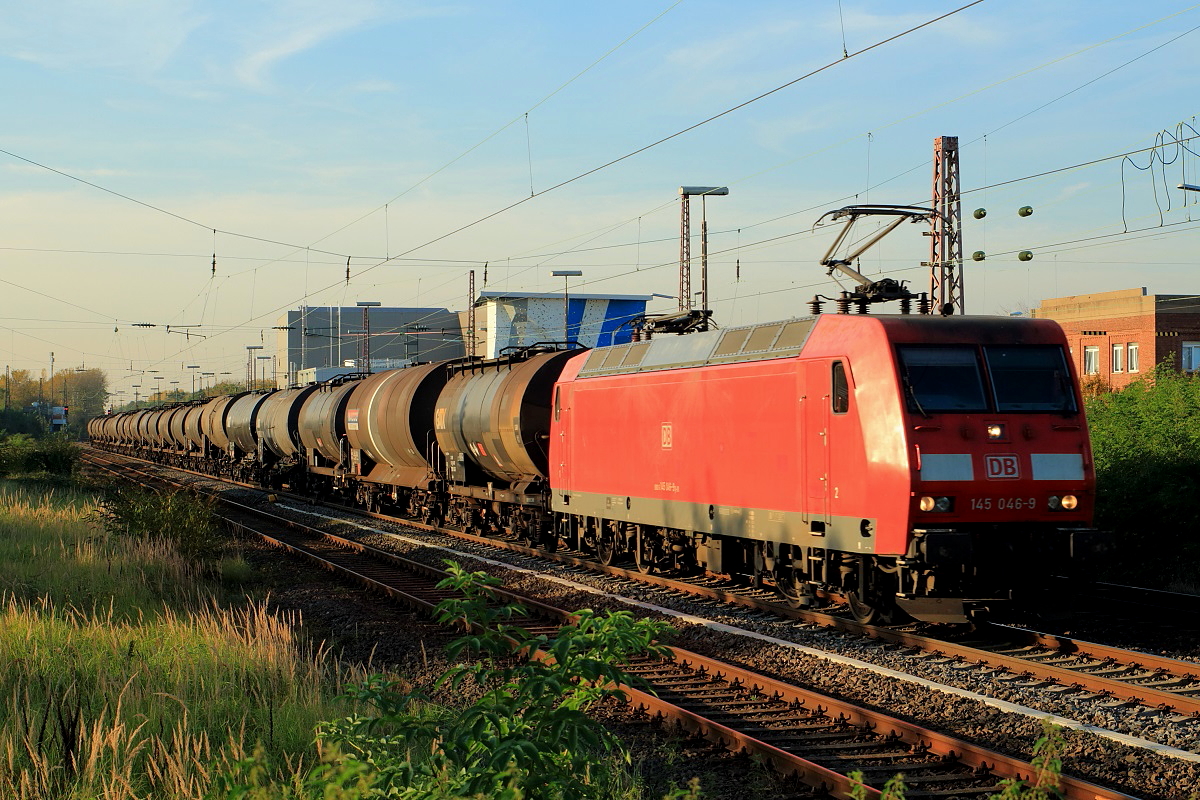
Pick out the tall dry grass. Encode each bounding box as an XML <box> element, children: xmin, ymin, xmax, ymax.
<box><xmin>0</xmin><ymin>480</ymin><xmax>368</xmax><ymax>799</ymax></box>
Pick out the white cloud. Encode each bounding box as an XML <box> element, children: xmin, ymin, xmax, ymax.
<box><xmin>0</xmin><ymin>0</ymin><xmax>204</xmax><ymax>74</ymax></box>
<box><xmin>230</xmin><ymin>0</ymin><xmax>451</xmax><ymax>90</ymax></box>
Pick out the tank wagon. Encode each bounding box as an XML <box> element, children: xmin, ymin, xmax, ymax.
<box><xmin>90</xmin><ymin>313</ymin><xmax>1106</xmax><ymax>623</ymax></box>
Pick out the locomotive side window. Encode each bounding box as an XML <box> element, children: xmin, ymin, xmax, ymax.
<box><xmin>831</xmin><ymin>361</ymin><xmax>849</xmax><ymax>414</ymax></box>
<box><xmin>896</xmin><ymin>346</ymin><xmax>987</xmax><ymax>413</ymax></box>
<box><xmin>984</xmin><ymin>346</ymin><xmax>1077</xmax><ymax>413</ymax></box>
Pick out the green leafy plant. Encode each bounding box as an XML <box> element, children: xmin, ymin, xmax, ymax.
<box><xmin>1085</xmin><ymin>361</ymin><xmax>1200</xmax><ymax>582</ymax></box>
<box><xmin>991</xmin><ymin>720</ymin><xmax>1065</xmax><ymax>800</ymax></box>
<box><xmin>320</xmin><ymin>560</ymin><xmax>674</xmax><ymax>799</ymax></box>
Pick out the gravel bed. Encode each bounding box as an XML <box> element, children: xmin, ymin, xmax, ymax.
<box><xmin>104</xmin><ymin>464</ymin><xmax>1200</xmax><ymax>798</ymax></box>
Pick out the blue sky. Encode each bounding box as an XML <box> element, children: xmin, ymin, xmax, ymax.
<box><xmin>2</xmin><ymin>1</ymin><xmax>1198</xmax><ymax>398</ymax></box>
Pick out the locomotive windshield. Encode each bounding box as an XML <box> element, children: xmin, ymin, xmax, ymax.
<box><xmin>984</xmin><ymin>346</ymin><xmax>1077</xmax><ymax>413</ymax></box>
<box><xmin>896</xmin><ymin>346</ymin><xmax>988</xmax><ymax>413</ymax></box>
<box><xmin>897</xmin><ymin>344</ymin><xmax>1076</xmax><ymax>414</ymax></box>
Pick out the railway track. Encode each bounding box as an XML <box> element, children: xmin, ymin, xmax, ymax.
<box><xmin>85</xmin><ymin>447</ymin><xmax>1200</xmax><ymax>722</ymax></box>
<box><xmin>83</xmin><ymin>448</ymin><xmax>1139</xmax><ymax>800</ymax></box>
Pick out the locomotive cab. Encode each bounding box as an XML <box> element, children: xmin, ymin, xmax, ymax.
<box><xmin>888</xmin><ymin>319</ymin><xmax>1103</xmax><ymax>622</ymax></box>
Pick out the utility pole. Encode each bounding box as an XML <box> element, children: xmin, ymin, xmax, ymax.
<box><xmin>927</xmin><ymin>136</ymin><xmax>963</xmax><ymax>315</ymax></box>
<box><xmin>467</xmin><ymin>270</ymin><xmax>476</xmax><ymax>358</ymax></box>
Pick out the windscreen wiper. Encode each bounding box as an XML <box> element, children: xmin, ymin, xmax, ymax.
<box><xmin>902</xmin><ymin>373</ymin><xmax>930</xmax><ymax>419</ymax></box>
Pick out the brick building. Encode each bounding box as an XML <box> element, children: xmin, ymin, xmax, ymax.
<box><xmin>1032</xmin><ymin>287</ymin><xmax>1200</xmax><ymax>389</ymax></box>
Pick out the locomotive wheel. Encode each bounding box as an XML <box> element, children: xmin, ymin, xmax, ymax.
<box><xmin>846</xmin><ymin>590</ymin><xmax>894</xmax><ymax>625</ymax></box>
<box><xmin>634</xmin><ymin>529</ymin><xmax>660</xmax><ymax>574</ymax></box>
<box><xmin>774</xmin><ymin>568</ymin><xmax>808</xmax><ymax>610</ymax></box>
<box><xmin>596</xmin><ymin>530</ymin><xmax>618</xmax><ymax>566</ymax></box>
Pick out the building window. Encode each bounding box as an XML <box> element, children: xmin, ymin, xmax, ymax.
<box><xmin>1128</xmin><ymin>342</ymin><xmax>1139</xmax><ymax>373</ymax></box>
<box><xmin>1111</xmin><ymin>344</ymin><xmax>1124</xmax><ymax>373</ymax></box>
<box><xmin>1184</xmin><ymin>342</ymin><xmax>1200</xmax><ymax>372</ymax></box>
<box><xmin>1083</xmin><ymin>346</ymin><xmax>1099</xmax><ymax>375</ymax></box>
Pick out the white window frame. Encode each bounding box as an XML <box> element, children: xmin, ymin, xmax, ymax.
<box><xmin>1111</xmin><ymin>344</ymin><xmax>1124</xmax><ymax>373</ymax></box>
<box><xmin>1127</xmin><ymin>342</ymin><xmax>1139</xmax><ymax>373</ymax></box>
<box><xmin>1083</xmin><ymin>346</ymin><xmax>1099</xmax><ymax>375</ymax></box>
<box><xmin>1184</xmin><ymin>342</ymin><xmax>1200</xmax><ymax>372</ymax></box>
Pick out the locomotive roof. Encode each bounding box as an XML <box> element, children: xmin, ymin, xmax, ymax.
<box><xmin>576</xmin><ymin>313</ymin><xmax>1060</xmax><ymax>378</ymax></box>
<box><xmin>578</xmin><ymin>316</ymin><xmax>817</xmax><ymax>377</ymax></box>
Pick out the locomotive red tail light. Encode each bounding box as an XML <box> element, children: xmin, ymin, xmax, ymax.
<box><xmin>919</xmin><ymin>496</ymin><xmax>953</xmax><ymax>512</ymax></box>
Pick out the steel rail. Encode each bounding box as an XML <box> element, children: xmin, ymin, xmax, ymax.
<box><xmin>84</xmin><ymin>449</ymin><xmax>1137</xmax><ymax>800</ymax></box>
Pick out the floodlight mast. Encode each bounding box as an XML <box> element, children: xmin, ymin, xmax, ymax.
<box><xmin>678</xmin><ymin>186</ymin><xmax>728</xmax><ymax>332</ymax></box>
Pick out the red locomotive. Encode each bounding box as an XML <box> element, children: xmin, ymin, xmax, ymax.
<box><xmin>90</xmin><ymin>312</ymin><xmax>1103</xmax><ymax>624</ymax></box>
<box><xmin>550</xmin><ymin>312</ymin><xmax>1098</xmax><ymax>623</ymax></box>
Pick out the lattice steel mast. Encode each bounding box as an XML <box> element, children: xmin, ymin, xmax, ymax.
<box><xmin>927</xmin><ymin>135</ymin><xmax>963</xmax><ymax>315</ymax></box>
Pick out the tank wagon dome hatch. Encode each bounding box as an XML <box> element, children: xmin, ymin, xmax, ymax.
<box><xmin>579</xmin><ymin>317</ymin><xmax>817</xmax><ymax>378</ymax></box>
<box><xmin>435</xmin><ymin>347</ymin><xmax>580</xmax><ymax>491</ymax></box>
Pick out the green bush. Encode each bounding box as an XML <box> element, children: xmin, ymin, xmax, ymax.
<box><xmin>319</xmin><ymin>561</ymin><xmax>675</xmax><ymax>800</ymax></box>
<box><xmin>1085</xmin><ymin>363</ymin><xmax>1200</xmax><ymax>579</ymax></box>
<box><xmin>99</xmin><ymin>485</ymin><xmax>226</xmax><ymax>561</ymax></box>
<box><xmin>0</xmin><ymin>432</ymin><xmax>79</xmax><ymax>476</ymax></box>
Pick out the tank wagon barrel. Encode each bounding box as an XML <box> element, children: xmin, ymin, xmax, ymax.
<box><xmin>344</xmin><ymin>362</ymin><xmax>449</xmax><ymax>487</ymax></box>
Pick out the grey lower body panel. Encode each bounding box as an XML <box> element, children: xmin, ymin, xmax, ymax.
<box><xmin>554</xmin><ymin>490</ymin><xmax>878</xmax><ymax>554</ymax></box>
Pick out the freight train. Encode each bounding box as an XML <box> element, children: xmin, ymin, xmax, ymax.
<box><xmin>89</xmin><ymin>311</ymin><xmax>1106</xmax><ymax>624</ymax></box>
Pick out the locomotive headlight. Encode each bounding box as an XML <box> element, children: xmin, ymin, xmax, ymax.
<box><xmin>986</xmin><ymin>423</ymin><xmax>1006</xmax><ymax>440</ymax></box>
<box><xmin>1047</xmin><ymin>494</ymin><xmax>1079</xmax><ymax>511</ymax></box>
<box><xmin>919</xmin><ymin>496</ymin><xmax>953</xmax><ymax>512</ymax></box>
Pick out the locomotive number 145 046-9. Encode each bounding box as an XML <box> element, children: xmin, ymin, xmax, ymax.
<box><xmin>970</xmin><ymin>496</ymin><xmax>1037</xmax><ymax>511</ymax></box>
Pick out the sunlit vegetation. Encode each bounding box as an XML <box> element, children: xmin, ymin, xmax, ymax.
<box><xmin>1084</xmin><ymin>362</ymin><xmax>1200</xmax><ymax>587</ymax></box>
<box><xmin>0</xmin><ymin>478</ymin><xmax>700</xmax><ymax>799</ymax></box>
<box><xmin>0</xmin><ymin>480</ymin><xmax>365</xmax><ymax>799</ymax></box>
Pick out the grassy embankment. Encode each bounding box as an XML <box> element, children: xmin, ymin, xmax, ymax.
<box><xmin>0</xmin><ymin>440</ymin><xmax>697</xmax><ymax>799</ymax></box>
<box><xmin>0</xmin><ymin>457</ymin><xmax>367</xmax><ymax>798</ymax></box>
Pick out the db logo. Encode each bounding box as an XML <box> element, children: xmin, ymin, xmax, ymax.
<box><xmin>985</xmin><ymin>454</ymin><xmax>1020</xmax><ymax>480</ymax></box>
